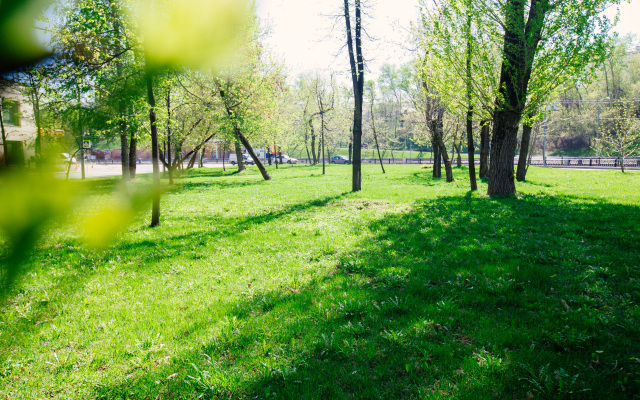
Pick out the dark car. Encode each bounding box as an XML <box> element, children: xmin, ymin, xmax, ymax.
<box><xmin>330</xmin><ymin>155</ymin><xmax>350</xmax><ymax>164</ymax></box>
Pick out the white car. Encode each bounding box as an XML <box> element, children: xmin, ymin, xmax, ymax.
<box><xmin>278</xmin><ymin>154</ymin><xmax>298</xmax><ymax>164</ymax></box>
<box><xmin>59</xmin><ymin>153</ymin><xmax>76</xmax><ymax>163</ymax></box>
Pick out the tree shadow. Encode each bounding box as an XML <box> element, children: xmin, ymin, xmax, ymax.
<box><xmin>92</xmin><ymin>193</ymin><xmax>640</xmax><ymax>399</ymax></box>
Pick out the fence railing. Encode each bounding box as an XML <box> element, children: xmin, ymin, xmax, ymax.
<box><xmin>92</xmin><ymin>155</ymin><xmax>640</xmax><ymax>169</ymax></box>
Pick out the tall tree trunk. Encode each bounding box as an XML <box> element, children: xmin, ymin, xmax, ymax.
<box><xmin>187</xmin><ymin>150</ymin><xmax>198</xmax><ymax>169</ymax></box>
<box><xmin>234</xmin><ymin>140</ymin><xmax>245</xmax><ymax>171</ymax></box>
<box><xmin>316</xmin><ymin>139</ymin><xmax>321</xmax><ymax>165</ymax></box>
<box><xmin>145</xmin><ymin>70</ymin><xmax>161</xmax><ymax>227</ymax></box>
<box><xmin>479</xmin><ymin>120</ymin><xmax>490</xmax><ymax>178</ymax></box>
<box><xmin>166</xmin><ymin>88</ymin><xmax>174</xmax><ymax>184</ymax></box>
<box><xmin>433</xmin><ymin>110</ymin><xmax>453</xmax><ymax>182</ymax></box>
<box><xmin>28</xmin><ymin>73</ymin><xmax>43</xmax><ymax>168</ymax></box>
<box><xmin>0</xmin><ymin>101</ymin><xmax>8</xmax><ymax>167</ymax></box>
<box><xmin>370</xmin><ymin>102</ymin><xmax>385</xmax><ymax>174</ymax></box>
<box><xmin>465</xmin><ymin>4</ymin><xmax>477</xmax><ymax>190</ymax></box>
<box><xmin>466</xmin><ymin>107</ymin><xmax>477</xmax><ymax>189</ymax></box>
<box><xmin>321</xmin><ymin>111</ymin><xmax>326</xmax><ymax>174</ymax></box>
<box><xmin>235</xmin><ymin>132</ymin><xmax>270</xmax><ymax>180</ymax></box>
<box><xmin>516</xmin><ymin>115</ymin><xmax>535</xmax><ymax>181</ymax></box>
<box><xmin>344</xmin><ymin>0</ymin><xmax>364</xmax><ymax>191</ymax></box>
<box><xmin>129</xmin><ymin>131</ymin><xmax>137</xmax><ymax>178</ymax></box>
<box><xmin>431</xmin><ymin>135</ymin><xmax>441</xmax><ymax>178</ymax></box>
<box><xmin>309</xmin><ymin>119</ymin><xmax>317</xmax><ymax>164</ymax></box>
<box><xmin>119</xmin><ymin>101</ymin><xmax>129</xmax><ymax>180</ymax></box>
<box><xmin>456</xmin><ymin>143</ymin><xmax>462</xmax><ymax>167</ymax></box>
<box><xmin>218</xmin><ymin>87</ymin><xmax>270</xmax><ymax>180</ymax></box>
<box><xmin>487</xmin><ymin>0</ymin><xmax>545</xmax><ymax>195</ymax></box>
<box><xmin>489</xmin><ymin>110</ymin><xmax>519</xmax><ymax>194</ymax></box>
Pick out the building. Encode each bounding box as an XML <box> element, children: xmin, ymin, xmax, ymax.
<box><xmin>1</xmin><ymin>80</ymin><xmax>37</xmax><ymax>166</ymax></box>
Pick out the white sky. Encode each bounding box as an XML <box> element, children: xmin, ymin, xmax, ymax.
<box><xmin>256</xmin><ymin>0</ymin><xmax>640</xmax><ymax>82</ymax></box>
<box><xmin>255</xmin><ymin>0</ymin><xmax>418</xmax><ymax>82</ymax></box>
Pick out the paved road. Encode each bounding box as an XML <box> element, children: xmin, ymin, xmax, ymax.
<box><xmin>58</xmin><ymin>161</ymin><xmax>226</xmax><ymax>179</ymax></box>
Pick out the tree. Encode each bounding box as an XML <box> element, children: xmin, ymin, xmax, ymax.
<box><xmin>598</xmin><ymin>103</ymin><xmax>640</xmax><ymax>172</ymax></box>
<box><xmin>343</xmin><ymin>0</ymin><xmax>365</xmax><ymax>191</ymax></box>
<box><xmin>416</xmin><ymin>0</ymin><xmax>501</xmax><ymax>185</ymax></box>
<box><xmin>487</xmin><ymin>0</ymin><xmax>620</xmax><ymax>195</ymax></box>
<box><xmin>365</xmin><ymin>80</ymin><xmax>386</xmax><ymax>173</ymax></box>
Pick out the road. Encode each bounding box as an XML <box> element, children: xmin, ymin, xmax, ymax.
<box><xmin>58</xmin><ymin>161</ymin><xmax>226</xmax><ymax>179</ymax></box>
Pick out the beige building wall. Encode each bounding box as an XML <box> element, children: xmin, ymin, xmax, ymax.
<box><xmin>1</xmin><ymin>83</ymin><xmax>37</xmax><ymax>164</ymax></box>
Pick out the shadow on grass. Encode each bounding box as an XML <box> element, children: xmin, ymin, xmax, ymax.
<box><xmin>92</xmin><ymin>193</ymin><xmax>640</xmax><ymax>399</ymax></box>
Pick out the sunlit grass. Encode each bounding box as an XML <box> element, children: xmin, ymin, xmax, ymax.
<box><xmin>0</xmin><ymin>165</ymin><xmax>639</xmax><ymax>399</ymax></box>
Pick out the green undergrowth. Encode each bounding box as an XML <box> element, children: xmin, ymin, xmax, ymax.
<box><xmin>0</xmin><ymin>165</ymin><xmax>639</xmax><ymax>399</ymax></box>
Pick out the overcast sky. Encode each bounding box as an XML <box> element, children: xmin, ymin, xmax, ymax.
<box><xmin>255</xmin><ymin>0</ymin><xmax>640</xmax><ymax>82</ymax></box>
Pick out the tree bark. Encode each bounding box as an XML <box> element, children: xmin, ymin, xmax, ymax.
<box><xmin>433</xmin><ymin>110</ymin><xmax>453</xmax><ymax>182</ymax></box>
<box><xmin>145</xmin><ymin>70</ymin><xmax>161</xmax><ymax>227</ymax></box>
<box><xmin>479</xmin><ymin>120</ymin><xmax>490</xmax><ymax>178</ymax></box>
<box><xmin>487</xmin><ymin>0</ymin><xmax>545</xmax><ymax>195</ymax></box>
<box><xmin>166</xmin><ymin>88</ymin><xmax>174</xmax><ymax>184</ymax></box>
<box><xmin>370</xmin><ymin>102</ymin><xmax>386</xmax><ymax>174</ymax></box>
<box><xmin>129</xmin><ymin>129</ymin><xmax>137</xmax><ymax>179</ymax></box>
<box><xmin>321</xmin><ymin>111</ymin><xmax>326</xmax><ymax>174</ymax></box>
<box><xmin>234</xmin><ymin>140</ymin><xmax>245</xmax><ymax>172</ymax></box>
<box><xmin>489</xmin><ymin>110</ymin><xmax>519</xmax><ymax>194</ymax></box>
<box><xmin>0</xmin><ymin>100</ymin><xmax>8</xmax><ymax>167</ymax></box>
<box><xmin>516</xmin><ymin>116</ymin><xmax>535</xmax><ymax>181</ymax></box>
<box><xmin>465</xmin><ymin>3</ymin><xmax>477</xmax><ymax>190</ymax></box>
<box><xmin>218</xmin><ymin>86</ymin><xmax>270</xmax><ymax>180</ymax></box>
<box><xmin>432</xmin><ymin>135</ymin><xmax>441</xmax><ymax>178</ymax></box>
<box><xmin>344</xmin><ymin>0</ymin><xmax>364</xmax><ymax>191</ymax></box>
<box><xmin>309</xmin><ymin>118</ymin><xmax>317</xmax><ymax>164</ymax></box>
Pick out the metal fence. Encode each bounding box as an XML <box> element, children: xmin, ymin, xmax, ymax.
<box><xmin>93</xmin><ymin>155</ymin><xmax>640</xmax><ymax>170</ymax></box>
<box><xmin>294</xmin><ymin>156</ymin><xmax>640</xmax><ymax>170</ymax></box>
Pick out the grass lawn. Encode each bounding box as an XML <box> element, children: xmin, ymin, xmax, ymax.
<box><xmin>1</xmin><ymin>165</ymin><xmax>639</xmax><ymax>399</ymax></box>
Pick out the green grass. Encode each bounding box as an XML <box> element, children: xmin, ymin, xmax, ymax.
<box><xmin>1</xmin><ymin>164</ymin><xmax>639</xmax><ymax>399</ymax></box>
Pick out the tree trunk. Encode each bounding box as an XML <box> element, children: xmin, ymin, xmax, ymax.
<box><xmin>129</xmin><ymin>130</ymin><xmax>137</xmax><ymax>179</ymax></box>
<box><xmin>0</xmin><ymin>101</ymin><xmax>8</xmax><ymax>168</ymax></box>
<box><xmin>370</xmin><ymin>102</ymin><xmax>385</xmax><ymax>174</ymax></box>
<box><xmin>488</xmin><ymin>110</ymin><xmax>519</xmax><ymax>195</ymax></box>
<box><xmin>487</xmin><ymin>0</ymin><xmax>545</xmax><ymax>195</ymax></box>
<box><xmin>456</xmin><ymin>143</ymin><xmax>462</xmax><ymax>167</ymax></box>
<box><xmin>234</xmin><ymin>140</ymin><xmax>245</xmax><ymax>172</ymax></box>
<box><xmin>166</xmin><ymin>89</ymin><xmax>174</xmax><ymax>184</ymax></box>
<box><xmin>145</xmin><ymin>70</ymin><xmax>161</xmax><ymax>227</ymax></box>
<box><xmin>321</xmin><ymin>112</ymin><xmax>326</xmax><ymax>174</ymax></box>
<box><xmin>479</xmin><ymin>120</ymin><xmax>490</xmax><ymax>178</ymax></box>
<box><xmin>234</xmin><ymin>131</ymin><xmax>270</xmax><ymax>180</ymax></box>
<box><xmin>466</xmin><ymin>108</ymin><xmax>477</xmax><ymax>189</ymax></box>
<box><xmin>516</xmin><ymin>118</ymin><xmax>534</xmax><ymax>181</ymax></box>
<box><xmin>187</xmin><ymin>150</ymin><xmax>198</xmax><ymax>169</ymax></box>
<box><xmin>309</xmin><ymin>119</ymin><xmax>317</xmax><ymax>164</ymax></box>
<box><xmin>433</xmin><ymin>111</ymin><xmax>453</xmax><ymax>182</ymax></box>
<box><xmin>465</xmin><ymin>4</ymin><xmax>477</xmax><ymax>190</ymax></box>
<box><xmin>431</xmin><ymin>135</ymin><xmax>441</xmax><ymax>178</ymax></box>
<box><xmin>77</xmin><ymin>91</ymin><xmax>85</xmax><ymax>180</ymax></box>
<box><xmin>344</xmin><ymin>0</ymin><xmax>364</xmax><ymax>192</ymax></box>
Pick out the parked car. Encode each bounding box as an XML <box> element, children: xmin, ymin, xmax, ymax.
<box><xmin>278</xmin><ymin>154</ymin><xmax>297</xmax><ymax>164</ymax></box>
<box><xmin>330</xmin><ymin>155</ymin><xmax>350</xmax><ymax>164</ymax></box>
<box><xmin>59</xmin><ymin>153</ymin><xmax>76</xmax><ymax>163</ymax></box>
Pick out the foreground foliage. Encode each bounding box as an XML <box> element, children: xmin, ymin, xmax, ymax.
<box><xmin>1</xmin><ymin>165</ymin><xmax>639</xmax><ymax>399</ymax></box>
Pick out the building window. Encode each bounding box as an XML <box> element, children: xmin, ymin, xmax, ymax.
<box><xmin>1</xmin><ymin>98</ymin><xmax>20</xmax><ymax>126</ymax></box>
